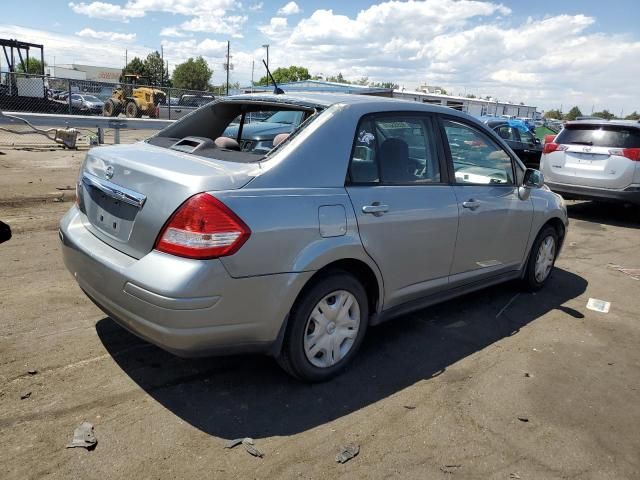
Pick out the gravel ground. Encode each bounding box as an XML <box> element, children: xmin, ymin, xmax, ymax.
<box><xmin>1</xmin><ymin>148</ymin><xmax>639</xmax><ymax>479</ymax></box>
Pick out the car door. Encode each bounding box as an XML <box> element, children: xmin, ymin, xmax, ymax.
<box><xmin>440</xmin><ymin>117</ymin><xmax>533</xmax><ymax>286</ymax></box>
<box><xmin>516</xmin><ymin>128</ymin><xmax>543</xmax><ymax>168</ymax></box>
<box><xmin>346</xmin><ymin>112</ymin><xmax>459</xmax><ymax>309</ymax></box>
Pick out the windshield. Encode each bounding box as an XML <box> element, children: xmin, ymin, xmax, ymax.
<box><xmin>263</xmin><ymin>110</ymin><xmax>304</xmax><ymax>125</ymax></box>
<box><xmin>82</xmin><ymin>95</ymin><xmax>101</xmax><ymax>102</ymax></box>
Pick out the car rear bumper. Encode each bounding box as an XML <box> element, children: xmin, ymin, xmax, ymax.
<box><xmin>545</xmin><ymin>181</ymin><xmax>640</xmax><ymax>205</ymax></box>
<box><xmin>59</xmin><ymin>206</ymin><xmax>313</xmax><ymax>357</ymax></box>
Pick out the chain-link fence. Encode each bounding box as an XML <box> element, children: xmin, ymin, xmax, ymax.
<box><xmin>0</xmin><ymin>72</ymin><xmax>218</xmax><ymax>120</ymax></box>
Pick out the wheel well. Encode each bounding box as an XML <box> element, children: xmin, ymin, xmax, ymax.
<box><xmin>307</xmin><ymin>259</ymin><xmax>381</xmax><ymax>315</ymax></box>
<box><xmin>545</xmin><ymin>217</ymin><xmax>566</xmax><ymax>246</ymax></box>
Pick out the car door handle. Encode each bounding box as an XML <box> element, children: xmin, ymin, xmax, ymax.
<box><xmin>362</xmin><ymin>204</ymin><xmax>389</xmax><ymax>215</ymax></box>
<box><xmin>462</xmin><ymin>199</ymin><xmax>480</xmax><ymax>210</ymax></box>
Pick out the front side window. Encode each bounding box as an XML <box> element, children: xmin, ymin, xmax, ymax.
<box><xmin>349</xmin><ymin>114</ymin><xmax>441</xmax><ymax>185</ymax></box>
<box><xmin>443</xmin><ymin>120</ymin><xmax>514</xmax><ymax>185</ymax></box>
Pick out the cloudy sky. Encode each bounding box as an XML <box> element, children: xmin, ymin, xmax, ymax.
<box><xmin>2</xmin><ymin>0</ymin><xmax>639</xmax><ymax>114</ymax></box>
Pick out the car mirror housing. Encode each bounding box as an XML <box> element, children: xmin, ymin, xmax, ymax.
<box><xmin>524</xmin><ymin>168</ymin><xmax>544</xmax><ymax>188</ymax></box>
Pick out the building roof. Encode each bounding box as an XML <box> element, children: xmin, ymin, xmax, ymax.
<box><xmin>243</xmin><ymin>79</ymin><xmax>393</xmax><ymax>95</ymax></box>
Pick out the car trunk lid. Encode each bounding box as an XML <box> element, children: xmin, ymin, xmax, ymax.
<box><xmin>77</xmin><ymin>142</ymin><xmax>258</xmax><ymax>259</ymax></box>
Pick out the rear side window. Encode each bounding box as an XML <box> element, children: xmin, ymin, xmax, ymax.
<box><xmin>349</xmin><ymin>114</ymin><xmax>441</xmax><ymax>185</ymax></box>
<box><xmin>556</xmin><ymin>125</ymin><xmax>640</xmax><ymax>148</ymax></box>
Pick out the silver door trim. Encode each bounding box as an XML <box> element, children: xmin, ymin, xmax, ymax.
<box><xmin>82</xmin><ymin>172</ymin><xmax>147</xmax><ymax>208</ymax></box>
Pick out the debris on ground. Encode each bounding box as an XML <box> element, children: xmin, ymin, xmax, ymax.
<box><xmin>335</xmin><ymin>444</ymin><xmax>360</xmax><ymax>464</ymax></box>
<box><xmin>517</xmin><ymin>416</ymin><xmax>529</xmax><ymax>423</ymax></box>
<box><xmin>510</xmin><ymin>474</ymin><xmax>521</xmax><ymax>479</ymax></box>
<box><xmin>56</xmin><ymin>185</ymin><xmax>74</xmax><ymax>191</ymax></box>
<box><xmin>242</xmin><ymin>438</ymin><xmax>264</xmax><ymax>458</ymax></box>
<box><xmin>223</xmin><ymin>437</ymin><xmax>263</xmax><ymax>458</ymax></box>
<box><xmin>403</xmin><ymin>405</ymin><xmax>416</xmax><ymax>410</ymax></box>
<box><xmin>440</xmin><ymin>464</ymin><xmax>462</xmax><ymax>474</ymax></box>
<box><xmin>496</xmin><ymin>293</ymin><xmax>520</xmax><ymax>318</ymax></box>
<box><xmin>223</xmin><ymin>438</ymin><xmax>247</xmax><ymax>449</ymax></box>
<box><xmin>66</xmin><ymin>422</ymin><xmax>97</xmax><ymax>450</ymax></box>
<box><xmin>524</xmin><ymin>372</ymin><xmax>532</xmax><ymax>378</ymax></box>
<box><xmin>607</xmin><ymin>264</ymin><xmax>640</xmax><ymax>280</ymax></box>
<box><xmin>20</xmin><ymin>391</ymin><xmax>31</xmax><ymax>400</ymax></box>
<box><xmin>27</xmin><ymin>369</ymin><xmax>38</xmax><ymax>375</ymax></box>
<box><xmin>586</xmin><ymin>298</ymin><xmax>611</xmax><ymax>313</ymax></box>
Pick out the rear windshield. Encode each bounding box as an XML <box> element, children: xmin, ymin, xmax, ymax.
<box><xmin>556</xmin><ymin>124</ymin><xmax>640</xmax><ymax>148</ymax></box>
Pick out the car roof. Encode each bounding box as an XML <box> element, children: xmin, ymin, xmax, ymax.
<box><xmin>224</xmin><ymin>91</ymin><xmax>468</xmax><ymax>115</ymax></box>
<box><xmin>566</xmin><ymin>119</ymin><xmax>640</xmax><ymax>129</ymax></box>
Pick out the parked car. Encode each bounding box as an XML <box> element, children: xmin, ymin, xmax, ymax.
<box><xmin>158</xmin><ymin>94</ymin><xmax>214</xmax><ymax>120</ymax></box>
<box><xmin>70</xmin><ymin>94</ymin><xmax>104</xmax><ymax>114</ymax></box>
<box><xmin>541</xmin><ymin>120</ymin><xmax>640</xmax><ymax>205</ymax></box>
<box><xmin>222</xmin><ymin>109</ymin><xmax>306</xmax><ymax>153</ymax></box>
<box><xmin>481</xmin><ymin>118</ymin><xmax>543</xmax><ymax>168</ymax></box>
<box><xmin>60</xmin><ymin>93</ymin><xmax>568</xmax><ymax>381</ymax></box>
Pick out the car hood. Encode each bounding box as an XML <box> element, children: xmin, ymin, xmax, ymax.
<box><xmin>223</xmin><ymin>122</ymin><xmax>295</xmax><ymax>140</ymax></box>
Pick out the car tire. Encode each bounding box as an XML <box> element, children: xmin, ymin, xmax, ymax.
<box><xmin>522</xmin><ymin>225</ymin><xmax>559</xmax><ymax>291</ymax></box>
<box><xmin>277</xmin><ymin>271</ymin><xmax>369</xmax><ymax>382</ymax></box>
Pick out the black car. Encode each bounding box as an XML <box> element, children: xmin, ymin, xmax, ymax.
<box><xmin>222</xmin><ymin>110</ymin><xmax>307</xmax><ymax>153</ymax></box>
<box><xmin>483</xmin><ymin>119</ymin><xmax>543</xmax><ymax>168</ymax></box>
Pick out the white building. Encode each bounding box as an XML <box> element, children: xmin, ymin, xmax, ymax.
<box><xmin>393</xmin><ymin>89</ymin><xmax>537</xmax><ymax>119</ymax></box>
<box><xmin>48</xmin><ymin>64</ymin><xmax>121</xmax><ymax>83</ymax></box>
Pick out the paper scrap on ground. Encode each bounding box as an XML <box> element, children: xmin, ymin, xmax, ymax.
<box><xmin>586</xmin><ymin>298</ymin><xmax>610</xmax><ymax>313</ymax></box>
<box><xmin>66</xmin><ymin>421</ymin><xmax>97</xmax><ymax>450</ymax></box>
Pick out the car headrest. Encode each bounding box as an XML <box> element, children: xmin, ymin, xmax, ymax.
<box><xmin>273</xmin><ymin>133</ymin><xmax>290</xmax><ymax>147</ymax></box>
<box><xmin>214</xmin><ymin>136</ymin><xmax>240</xmax><ymax>150</ymax></box>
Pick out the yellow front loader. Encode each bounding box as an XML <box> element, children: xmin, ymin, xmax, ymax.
<box><xmin>103</xmin><ymin>74</ymin><xmax>166</xmax><ymax>118</ymax></box>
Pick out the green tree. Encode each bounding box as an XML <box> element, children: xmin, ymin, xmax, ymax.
<box><xmin>544</xmin><ymin>109</ymin><xmax>563</xmax><ymax>120</ymax></box>
<box><xmin>325</xmin><ymin>72</ymin><xmax>349</xmax><ymax>83</ymax></box>
<box><xmin>121</xmin><ymin>57</ymin><xmax>146</xmax><ymax>81</ymax></box>
<box><xmin>354</xmin><ymin>76</ymin><xmax>369</xmax><ymax>86</ymax></box>
<box><xmin>144</xmin><ymin>51</ymin><xmax>168</xmax><ymax>86</ymax></box>
<box><xmin>624</xmin><ymin>111</ymin><xmax>640</xmax><ymax>120</ymax></box>
<box><xmin>370</xmin><ymin>81</ymin><xmax>399</xmax><ymax>89</ymax></box>
<box><xmin>171</xmin><ymin>56</ymin><xmax>212</xmax><ymax>91</ymax></box>
<box><xmin>593</xmin><ymin>109</ymin><xmax>615</xmax><ymax>120</ymax></box>
<box><xmin>564</xmin><ymin>106</ymin><xmax>583</xmax><ymax>121</ymax></box>
<box><xmin>466</xmin><ymin>93</ymin><xmax>477</xmax><ymax>99</ymax></box>
<box><xmin>257</xmin><ymin>65</ymin><xmax>311</xmax><ymax>85</ymax></box>
<box><xmin>17</xmin><ymin>58</ymin><xmax>45</xmax><ymax>74</ymax></box>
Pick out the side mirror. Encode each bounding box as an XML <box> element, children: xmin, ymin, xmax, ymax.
<box><xmin>523</xmin><ymin>168</ymin><xmax>544</xmax><ymax>188</ymax></box>
<box><xmin>534</xmin><ymin>137</ymin><xmax>541</xmax><ymax>145</ymax></box>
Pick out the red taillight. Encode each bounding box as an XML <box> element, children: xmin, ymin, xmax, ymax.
<box><xmin>155</xmin><ymin>193</ymin><xmax>251</xmax><ymax>259</ymax></box>
<box><xmin>609</xmin><ymin>147</ymin><xmax>640</xmax><ymax>161</ymax></box>
<box><xmin>543</xmin><ymin>134</ymin><xmax>556</xmax><ymax>144</ymax></box>
<box><xmin>542</xmin><ymin>143</ymin><xmax>568</xmax><ymax>155</ymax></box>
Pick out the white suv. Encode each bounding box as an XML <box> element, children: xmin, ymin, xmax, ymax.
<box><xmin>540</xmin><ymin>120</ymin><xmax>640</xmax><ymax>205</ymax></box>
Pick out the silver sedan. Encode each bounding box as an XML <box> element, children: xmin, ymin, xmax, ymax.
<box><xmin>60</xmin><ymin>92</ymin><xmax>568</xmax><ymax>381</ymax></box>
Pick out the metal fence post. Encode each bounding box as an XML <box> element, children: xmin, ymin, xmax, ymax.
<box><xmin>97</xmin><ymin>127</ymin><xmax>104</xmax><ymax>144</ymax></box>
<box><xmin>168</xmin><ymin>88</ymin><xmax>172</xmax><ymax>120</ymax></box>
<box><xmin>114</xmin><ymin>125</ymin><xmax>120</xmax><ymax>144</ymax></box>
<box><xmin>67</xmin><ymin>79</ymin><xmax>72</xmax><ymax>114</ymax></box>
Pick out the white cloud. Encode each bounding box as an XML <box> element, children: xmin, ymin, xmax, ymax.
<box><xmin>248</xmin><ymin>2</ymin><xmax>263</xmax><ymax>11</ymax></box>
<box><xmin>159</xmin><ymin>26</ymin><xmax>190</xmax><ymax>37</ymax></box>
<box><xmin>76</xmin><ymin>28</ymin><xmax>136</xmax><ymax>42</ymax></box>
<box><xmin>69</xmin><ymin>0</ymin><xmax>235</xmax><ymax>21</ymax></box>
<box><xmin>68</xmin><ymin>1</ymin><xmax>144</xmax><ymax>21</ymax></box>
<box><xmin>277</xmin><ymin>1</ymin><xmax>300</xmax><ymax>16</ymax></box>
<box><xmin>177</xmin><ymin>14</ymin><xmax>248</xmax><ymax>37</ymax></box>
<box><xmin>258</xmin><ymin>17</ymin><xmax>288</xmax><ymax>37</ymax></box>
<box><xmin>257</xmin><ymin>0</ymin><xmax>640</xmax><ymax>113</ymax></box>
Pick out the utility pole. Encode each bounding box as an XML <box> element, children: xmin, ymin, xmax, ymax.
<box><xmin>125</xmin><ymin>49</ymin><xmax>128</xmax><ymax>69</ymax></box>
<box><xmin>226</xmin><ymin>41</ymin><xmax>230</xmax><ymax>95</ymax></box>
<box><xmin>251</xmin><ymin>59</ymin><xmax>254</xmax><ymax>92</ymax></box>
<box><xmin>160</xmin><ymin>45</ymin><xmax>164</xmax><ymax>87</ymax></box>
